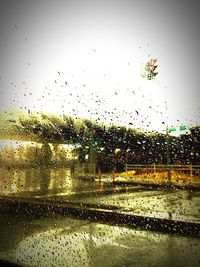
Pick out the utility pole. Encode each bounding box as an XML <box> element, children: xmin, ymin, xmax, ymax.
<box><xmin>166</xmin><ymin>126</ymin><xmax>171</xmax><ymax>183</ymax></box>
<box><xmin>165</xmin><ymin>101</ymin><xmax>171</xmax><ymax>184</ymax></box>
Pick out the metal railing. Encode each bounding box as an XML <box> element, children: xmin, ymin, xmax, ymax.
<box><xmin>124</xmin><ymin>164</ymin><xmax>200</xmax><ymax>185</ymax></box>
<box><xmin>125</xmin><ymin>164</ymin><xmax>200</xmax><ymax>174</ymax></box>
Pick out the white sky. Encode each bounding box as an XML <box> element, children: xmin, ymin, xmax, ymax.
<box><xmin>0</xmin><ymin>0</ymin><xmax>200</xmax><ymax>133</ymax></box>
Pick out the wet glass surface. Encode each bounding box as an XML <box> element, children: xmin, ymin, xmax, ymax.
<box><xmin>1</xmin><ymin>0</ymin><xmax>200</xmax><ymax>266</ymax></box>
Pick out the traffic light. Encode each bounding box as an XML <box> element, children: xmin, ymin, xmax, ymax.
<box><xmin>92</xmin><ymin>138</ymin><xmax>98</xmax><ymax>147</ymax></box>
<box><xmin>92</xmin><ymin>137</ymin><xmax>101</xmax><ymax>148</ymax></box>
<box><xmin>145</xmin><ymin>58</ymin><xmax>158</xmax><ymax>80</ymax></box>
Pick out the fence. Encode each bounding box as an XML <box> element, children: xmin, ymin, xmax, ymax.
<box><xmin>124</xmin><ymin>164</ymin><xmax>200</xmax><ymax>185</ymax></box>
<box><xmin>125</xmin><ymin>164</ymin><xmax>200</xmax><ymax>175</ymax></box>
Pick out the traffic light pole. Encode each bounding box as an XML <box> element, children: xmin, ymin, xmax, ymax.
<box><xmin>142</xmin><ymin>58</ymin><xmax>171</xmax><ymax>185</ymax></box>
<box><xmin>165</xmin><ymin>101</ymin><xmax>171</xmax><ymax>184</ymax></box>
<box><xmin>166</xmin><ymin>127</ymin><xmax>171</xmax><ymax>184</ymax></box>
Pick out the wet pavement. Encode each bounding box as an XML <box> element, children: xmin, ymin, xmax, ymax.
<box><xmin>0</xmin><ymin>212</ymin><xmax>200</xmax><ymax>267</ymax></box>
<box><xmin>0</xmin><ymin>167</ymin><xmax>200</xmax><ymax>236</ymax></box>
<box><xmin>0</xmin><ymin>167</ymin><xmax>200</xmax><ymax>266</ymax></box>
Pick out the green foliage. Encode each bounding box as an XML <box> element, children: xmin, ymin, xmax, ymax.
<box><xmin>1</xmin><ymin>110</ymin><xmax>200</xmax><ymax>167</ymax></box>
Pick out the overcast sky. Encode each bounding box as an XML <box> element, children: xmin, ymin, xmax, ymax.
<box><xmin>0</xmin><ymin>0</ymin><xmax>200</xmax><ymax>133</ymax></box>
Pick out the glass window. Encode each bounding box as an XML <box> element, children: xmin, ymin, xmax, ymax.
<box><xmin>0</xmin><ymin>1</ymin><xmax>200</xmax><ymax>266</ymax></box>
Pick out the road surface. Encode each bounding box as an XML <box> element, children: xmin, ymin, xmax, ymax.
<box><xmin>0</xmin><ymin>212</ymin><xmax>200</xmax><ymax>267</ymax></box>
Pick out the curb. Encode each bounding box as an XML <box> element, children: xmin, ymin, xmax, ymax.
<box><xmin>1</xmin><ymin>197</ymin><xmax>199</xmax><ymax>238</ymax></box>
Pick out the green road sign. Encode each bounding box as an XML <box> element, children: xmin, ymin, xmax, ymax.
<box><xmin>167</xmin><ymin>124</ymin><xmax>188</xmax><ymax>134</ymax></box>
<box><xmin>168</xmin><ymin>126</ymin><xmax>176</xmax><ymax>133</ymax></box>
<box><xmin>179</xmin><ymin>125</ymin><xmax>187</xmax><ymax>131</ymax></box>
